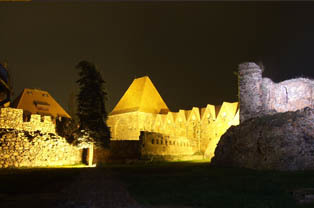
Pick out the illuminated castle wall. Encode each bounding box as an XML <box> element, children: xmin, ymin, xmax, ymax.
<box><xmin>0</xmin><ymin>130</ymin><xmax>82</xmax><ymax>168</ymax></box>
<box><xmin>0</xmin><ymin>107</ymin><xmax>56</xmax><ymax>134</ymax></box>
<box><xmin>239</xmin><ymin>62</ymin><xmax>314</xmax><ymax>122</ymax></box>
<box><xmin>0</xmin><ymin>89</ymin><xmax>84</xmax><ymax>168</ymax></box>
<box><xmin>107</xmin><ymin>76</ymin><xmax>239</xmax><ymax>159</ymax></box>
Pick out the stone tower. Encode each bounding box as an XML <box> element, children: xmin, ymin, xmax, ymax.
<box><xmin>238</xmin><ymin>62</ymin><xmax>263</xmax><ymax>123</ymax></box>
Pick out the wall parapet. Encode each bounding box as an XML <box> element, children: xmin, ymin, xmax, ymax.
<box><xmin>0</xmin><ymin>107</ymin><xmax>55</xmax><ymax>134</ymax></box>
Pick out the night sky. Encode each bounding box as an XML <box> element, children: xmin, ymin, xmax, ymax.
<box><xmin>1</xmin><ymin>2</ymin><xmax>314</xmax><ymax>113</ymax></box>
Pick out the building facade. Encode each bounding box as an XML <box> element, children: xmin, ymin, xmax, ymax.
<box><xmin>107</xmin><ymin>76</ymin><xmax>239</xmax><ymax>159</ymax></box>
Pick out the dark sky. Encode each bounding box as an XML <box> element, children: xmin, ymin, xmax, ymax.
<box><xmin>1</xmin><ymin>2</ymin><xmax>314</xmax><ymax>113</ymax></box>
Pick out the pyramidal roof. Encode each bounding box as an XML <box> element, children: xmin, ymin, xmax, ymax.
<box><xmin>110</xmin><ymin>76</ymin><xmax>169</xmax><ymax>115</ymax></box>
<box><xmin>12</xmin><ymin>88</ymin><xmax>71</xmax><ymax>118</ymax></box>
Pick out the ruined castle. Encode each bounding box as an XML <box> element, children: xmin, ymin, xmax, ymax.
<box><xmin>238</xmin><ymin>62</ymin><xmax>314</xmax><ymax>122</ymax></box>
<box><xmin>1</xmin><ymin>62</ymin><xmax>311</xmax><ymax>167</ymax></box>
<box><xmin>0</xmin><ymin>89</ymin><xmax>84</xmax><ymax>168</ymax></box>
<box><xmin>107</xmin><ymin>76</ymin><xmax>239</xmax><ymax>159</ymax></box>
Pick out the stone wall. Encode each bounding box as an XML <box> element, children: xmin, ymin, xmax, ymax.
<box><xmin>108</xmin><ymin>102</ymin><xmax>239</xmax><ymax>159</ymax></box>
<box><xmin>140</xmin><ymin>131</ymin><xmax>194</xmax><ymax>158</ymax></box>
<box><xmin>109</xmin><ymin>140</ymin><xmax>141</xmax><ymax>160</ymax></box>
<box><xmin>262</xmin><ymin>78</ymin><xmax>314</xmax><ymax>113</ymax></box>
<box><xmin>0</xmin><ymin>129</ymin><xmax>82</xmax><ymax>168</ymax></box>
<box><xmin>101</xmin><ymin>132</ymin><xmax>195</xmax><ymax>161</ymax></box>
<box><xmin>0</xmin><ymin>107</ymin><xmax>55</xmax><ymax>133</ymax></box>
<box><xmin>93</xmin><ymin>147</ymin><xmax>111</xmax><ymax>164</ymax></box>
<box><xmin>238</xmin><ymin>63</ymin><xmax>263</xmax><ymax>123</ymax></box>
<box><xmin>238</xmin><ymin>62</ymin><xmax>314</xmax><ymax>122</ymax></box>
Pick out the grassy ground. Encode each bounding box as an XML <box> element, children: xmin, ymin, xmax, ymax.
<box><xmin>0</xmin><ymin>161</ymin><xmax>314</xmax><ymax>208</ymax></box>
<box><xmin>107</xmin><ymin>160</ymin><xmax>314</xmax><ymax>208</ymax></box>
<box><xmin>0</xmin><ymin>167</ymin><xmax>82</xmax><ymax>195</ymax></box>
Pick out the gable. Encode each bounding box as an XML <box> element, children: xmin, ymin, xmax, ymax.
<box><xmin>200</xmin><ymin>104</ymin><xmax>216</xmax><ymax>122</ymax></box>
<box><xmin>185</xmin><ymin>107</ymin><xmax>200</xmax><ymax>122</ymax></box>
<box><xmin>216</xmin><ymin>102</ymin><xmax>239</xmax><ymax>121</ymax></box>
<box><xmin>174</xmin><ymin>110</ymin><xmax>186</xmax><ymax>124</ymax></box>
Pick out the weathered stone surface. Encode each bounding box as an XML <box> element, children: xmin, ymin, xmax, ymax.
<box><xmin>238</xmin><ymin>62</ymin><xmax>314</xmax><ymax>123</ymax></box>
<box><xmin>140</xmin><ymin>131</ymin><xmax>193</xmax><ymax>158</ymax></box>
<box><xmin>211</xmin><ymin>107</ymin><xmax>314</xmax><ymax>171</ymax></box>
<box><xmin>238</xmin><ymin>62</ymin><xmax>263</xmax><ymax>123</ymax></box>
<box><xmin>0</xmin><ymin>108</ymin><xmax>56</xmax><ymax>133</ymax></box>
<box><xmin>108</xmin><ymin>100</ymin><xmax>239</xmax><ymax>159</ymax></box>
<box><xmin>0</xmin><ymin>129</ymin><xmax>82</xmax><ymax>168</ymax></box>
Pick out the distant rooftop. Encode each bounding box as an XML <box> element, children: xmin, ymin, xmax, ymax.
<box><xmin>12</xmin><ymin>88</ymin><xmax>71</xmax><ymax>119</ymax></box>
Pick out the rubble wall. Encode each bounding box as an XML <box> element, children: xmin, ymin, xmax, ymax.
<box><xmin>0</xmin><ymin>107</ymin><xmax>55</xmax><ymax>133</ymax></box>
<box><xmin>262</xmin><ymin>77</ymin><xmax>314</xmax><ymax>113</ymax></box>
<box><xmin>0</xmin><ymin>129</ymin><xmax>82</xmax><ymax>168</ymax></box>
<box><xmin>238</xmin><ymin>62</ymin><xmax>314</xmax><ymax>122</ymax></box>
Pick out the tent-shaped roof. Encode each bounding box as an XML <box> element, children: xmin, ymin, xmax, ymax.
<box><xmin>110</xmin><ymin>76</ymin><xmax>169</xmax><ymax>115</ymax></box>
<box><xmin>12</xmin><ymin>88</ymin><xmax>71</xmax><ymax>118</ymax></box>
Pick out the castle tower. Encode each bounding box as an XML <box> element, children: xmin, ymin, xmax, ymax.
<box><xmin>108</xmin><ymin>76</ymin><xmax>169</xmax><ymax>140</ymax></box>
<box><xmin>238</xmin><ymin>62</ymin><xmax>263</xmax><ymax>123</ymax></box>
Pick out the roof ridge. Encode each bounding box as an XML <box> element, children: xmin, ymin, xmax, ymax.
<box><xmin>138</xmin><ymin>76</ymin><xmax>148</xmax><ymax>112</ymax></box>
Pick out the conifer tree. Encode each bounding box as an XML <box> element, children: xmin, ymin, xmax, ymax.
<box><xmin>76</xmin><ymin>60</ymin><xmax>110</xmax><ymax>147</ymax></box>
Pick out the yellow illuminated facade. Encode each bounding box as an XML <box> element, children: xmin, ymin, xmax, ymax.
<box><xmin>107</xmin><ymin>76</ymin><xmax>239</xmax><ymax>159</ymax></box>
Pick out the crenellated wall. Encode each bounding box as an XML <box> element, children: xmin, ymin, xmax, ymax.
<box><xmin>0</xmin><ymin>107</ymin><xmax>55</xmax><ymax>133</ymax></box>
<box><xmin>108</xmin><ymin>102</ymin><xmax>239</xmax><ymax>159</ymax></box>
<box><xmin>0</xmin><ymin>107</ymin><xmax>86</xmax><ymax>168</ymax></box>
<box><xmin>238</xmin><ymin>62</ymin><xmax>314</xmax><ymax>122</ymax></box>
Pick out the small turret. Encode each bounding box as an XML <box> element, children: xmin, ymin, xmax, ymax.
<box><xmin>238</xmin><ymin>62</ymin><xmax>263</xmax><ymax>123</ymax></box>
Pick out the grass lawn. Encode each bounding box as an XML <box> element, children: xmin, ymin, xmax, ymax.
<box><xmin>107</xmin><ymin>160</ymin><xmax>314</xmax><ymax>208</ymax></box>
<box><xmin>0</xmin><ymin>167</ymin><xmax>82</xmax><ymax>195</ymax></box>
<box><xmin>0</xmin><ymin>161</ymin><xmax>314</xmax><ymax>208</ymax></box>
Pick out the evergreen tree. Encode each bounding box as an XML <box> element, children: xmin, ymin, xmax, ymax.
<box><xmin>76</xmin><ymin>60</ymin><xmax>110</xmax><ymax>147</ymax></box>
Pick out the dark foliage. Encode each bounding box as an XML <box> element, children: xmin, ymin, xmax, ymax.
<box><xmin>76</xmin><ymin>60</ymin><xmax>111</xmax><ymax>147</ymax></box>
<box><xmin>56</xmin><ymin>117</ymin><xmax>77</xmax><ymax>143</ymax></box>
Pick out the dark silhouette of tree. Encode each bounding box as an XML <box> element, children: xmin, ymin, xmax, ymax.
<box><xmin>67</xmin><ymin>89</ymin><xmax>79</xmax><ymax>123</ymax></box>
<box><xmin>76</xmin><ymin>60</ymin><xmax>110</xmax><ymax>147</ymax></box>
<box><xmin>56</xmin><ymin>117</ymin><xmax>77</xmax><ymax>143</ymax></box>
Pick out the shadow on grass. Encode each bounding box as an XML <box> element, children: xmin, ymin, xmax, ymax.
<box><xmin>106</xmin><ymin>160</ymin><xmax>314</xmax><ymax>208</ymax></box>
<box><xmin>0</xmin><ymin>167</ymin><xmax>86</xmax><ymax>195</ymax></box>
<box><xmin>1</xmin><ymin>161</ymin><xmax>314</xmax><ymax>208</ymax></box>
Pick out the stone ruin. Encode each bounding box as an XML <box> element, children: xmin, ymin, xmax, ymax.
<box><xmin>0</xmin><ymin>107</ymin><xmax>84</xmax><ymax>168</ymax></box>
<box><xmin>238</xmin><ymin>62</ymin><xmax>314</xmax><ymax>123</ymax></box>
<box><xmin>212</xmin><ymin>62</ymin><xmax>314</xmax><ymax>171</ymax></box>
<box><xmin>107</xmin><ymin>76</ymin><xmax>240</xmax><ymax>160</ymax></box>
<box><xmin>0</xmin><ymin>107</ymin><xmax>56</xmax><ymax>134</ymax></box>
